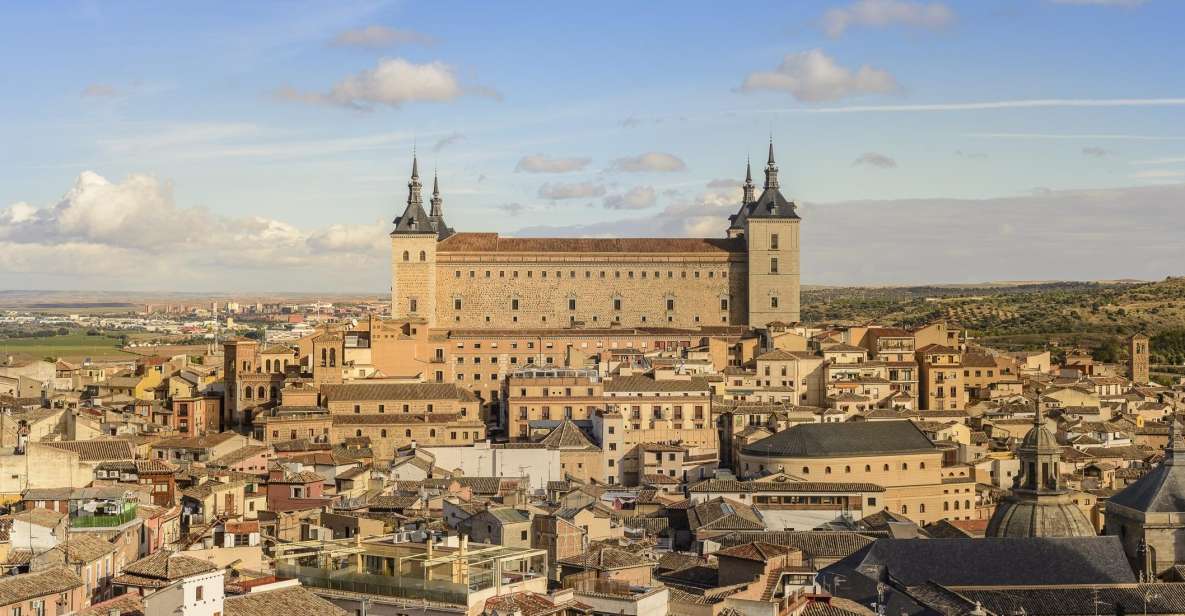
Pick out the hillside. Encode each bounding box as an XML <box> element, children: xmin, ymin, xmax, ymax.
<box><xmin>802</xmin><ymin>276</ymin><xmax>1185</xmax><ymax>362</ymax></box>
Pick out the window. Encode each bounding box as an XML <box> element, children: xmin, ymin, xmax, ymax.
<box><xmin>666</xmin><ymin>298</ymin><xmax>675</xmax><ymax>311</ymax></box>
<box><xmin>568</xmin><ymin>298</ymin><xmax>576</xmax><ymax>311</ymax></box>
<box><xmin>512</xmin><ymin>299</ymin><xmax>520</xmax><ymax>311</ymax></box>
<box><xmin>720</xmin><ymin>298</ymin><xmax>728</xmax><ymax>311</ymax></box>
<box><xmin>613</xmin><ymin>298</ymin><xmax>622</xmax><ymax>311</ymax></box>
<box><xmin>770</xmin><ymin>296</ymin><xmax>779</xmax><ymax>309</ymax></box>
<box><xmin>409</xmin><ymin>299</ymin><xmax>418</xmax><ymax>313</ymax></box>
<box><xmin>771</xmin><ymin>233</ymin><xmax>779</xmax><ymax>249</ymax></box>
<box><xmin>402</xmin><ymin>250</ymin><xmax>410</xmax><ymax>261</ymax></box>
<box><xmin>419</xmin><ymin>250</ymin><xmax>427</xmax><ymax>261</ymax></box>
<box><xmin>521</xmin><ymin>530</ymin><xmax>528</xmax><ymax>540</ymax></box>
<box><xmin>196</xmin><ymin>585</ymin><xmax>204</xmax><ymax>601</ymax></box>
<box><xmin>770</xmin><ymin>257</ymin><xmax>779</xmax><ymax>273</ymax></box>
<box><xmin>454</xmin><ymin>298</ymin><xmax>462</xmax><ymax>310</ymax></box>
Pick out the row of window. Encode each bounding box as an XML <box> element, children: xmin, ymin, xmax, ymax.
<box><xmin>243</xmin><ymin>385</ymin><xmax>278</xmax><ymax>400</ymax></box>
<box><xmin>452</xmin><ymin>269</ymin><xmax>729</xmax><ymax>280</ymax></box>
<box><xmin>452</xmin><ymin>297</ymin><xmax>730</xmax><ymax>313</ymax></box>
<box><xmin>347</xmin><ymin>428</ymin><xmax>478</xmax><ymax>440</ymax></box>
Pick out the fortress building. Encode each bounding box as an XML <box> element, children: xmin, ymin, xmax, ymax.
<box><xmin>391</xmin><ymin>142</ymin><xmax>800</xmax><ymax>330</ymax></box>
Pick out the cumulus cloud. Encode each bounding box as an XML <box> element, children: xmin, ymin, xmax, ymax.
<box><xmin>515</xmin><ymin>183</ymin><xmax>1185</xmax><ymax>284</ymax></box>
<box><xmin>330</xmin><ymin>25</ymin><xmax>435</xmax><ymax>48</ymax></box>
<box><xmin>538</xmin><ymin>182</ymin><xmax>606</xmax><ymax>200</ymax></box>
<box><xmin>853</xmin><ymin>152</ymin><xmax>898</xmax><ymax>168</ymax></box>
<box><xmin>0</xmin><ymin>172</ymin><xmax>389</xmax><ymax>290</ymax></box>
<box><xmin>603</xmin><ymin>186</ymin><xmax>657</xmax><ymax>210</ymax></box>
<box><xmin>740</xmin><ymin>49</ymin><xmax>898</xmax><ymax>102</ymax></box>
<box><xmin>1082</xmin><ymin>146</ymin><xmax>1111</xmax><ymax>157</ymax></box>
<box><xmin>433</xmin><ymin>133</ymin><xmax>465</xmax><ymax>152</ymax></box>
<box><xmin>81</xmin><ymin>84</ymin><xmax>118</xmax><ymax>98</ymax></box>
<box><xmin>608</xmin><ymin>152</ymin><xmax>687</xmax><ymax>173</ymax></box>
<box><xmin>274</xmin><ymin>58</ymin><xmax>499</xmax><ymax>110</ymax></box>
<box><xmin>515</xmin><ymin>154</ymin><xmax>591</xmax><ymax>174</ymax></box>
<box><xmin>823</xmin><ymin>0</ymin><xmax>954</xmax><ymax>37</ymax></box>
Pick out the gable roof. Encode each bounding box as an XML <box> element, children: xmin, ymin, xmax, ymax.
<box><xmin>0</xmin><ymin>568</ymin><xmax>84</xmax><ymax>606</ymax></box>
<box><xmin>114</xmin><ymin>551</ymin><xmax>220</xmax><ymax>588</ymax></box>
<box><xmin>41</xmin><ymin>439</ymin><xmax>135</xmax><ymax>461</ymax></box>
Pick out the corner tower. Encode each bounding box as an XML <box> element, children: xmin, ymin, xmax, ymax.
<box><xmin>391</xmin><ymin>154</ymin><xmax>442</xmax><ymax>325</ymax></box>
<box><xmin>741</xmin><ymin>141</ymin><xmax>801</xmax><ymax>326</ymax></box>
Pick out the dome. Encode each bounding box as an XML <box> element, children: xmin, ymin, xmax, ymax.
<box><xmin>986</xmin><ymin>494</ymin><xmax>1097</xmax><ymax>538</ymax></box>
<box><xmin>1020</xmin><ymin>423</ymin><xmax>1059</xmax><ymax>451</ymax></box>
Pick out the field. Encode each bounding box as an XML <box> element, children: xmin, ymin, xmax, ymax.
<box><xmin>0</xmin><ymin>332</ymin><xmax>138</xmax><ymax>362</ymax></box>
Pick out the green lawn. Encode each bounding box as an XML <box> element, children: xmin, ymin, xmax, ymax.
<box><xmin>0</xmin><ymin>332</ymin><xmax>136</xmax><ymax>361</ymax></box>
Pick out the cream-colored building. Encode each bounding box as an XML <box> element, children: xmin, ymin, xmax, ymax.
<box><xmin>737</xmin><ymin>421</ymin><xmax>973</xmax><ymax>525</ymax></box>
<box><xmin>390</xmin><ymin>144</ymin><xmax>801</xmax><ymax>330</ymax></box>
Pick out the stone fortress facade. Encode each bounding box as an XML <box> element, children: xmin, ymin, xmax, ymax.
<box><xmin>391</xmin><ymin>142</ymin><xmax>800</xmax><ymax>329</ymax></box>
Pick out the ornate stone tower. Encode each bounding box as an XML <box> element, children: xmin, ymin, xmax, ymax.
<box><xmin>738</xmin><ymin>141</ymin><xmax>801</xmax><ymax>326</ymax></box>
<box><xmin>1106</xmin><ymin>418</ymin><xmax>1185</xmax><ymax>577</ymax></box>
<box><xmin>986</xmin><ymin>411</ymin><xmax>1095</xmax><ymax>538</ymax></box>
<box><xmin>391</xmin><ymin>154</ymin><xmax>450</xmax><ymax>326</ymax></box>
<box><xmin>1130</xmin><ymin>333</ymin><xmax>1150</xmax><ymax>384</ymax></box>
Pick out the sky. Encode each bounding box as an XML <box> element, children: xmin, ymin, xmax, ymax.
<box><xmin>1</xmin><ymin>0</ymin><xmax>1183</xmax><ymax>292</ymax></box>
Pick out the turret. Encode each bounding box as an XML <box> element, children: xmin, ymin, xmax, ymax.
<box><xmin>764</xmin><ymin>140</ymin><xmax>779</xmax><ymax>190</ymax></box>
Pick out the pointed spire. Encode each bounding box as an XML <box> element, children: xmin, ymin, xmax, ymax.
<box><xmin>764</xmin><ymin>138</ymin><xmax>780</xmax><ymax>190</ymax></box>
<box><xmin>742</xmin><ymin>156</ymin><xmax>756</xmax><ymax>204</ymax></box>
<box><xmin>1168</xmin><ymin>413</ymin><xmax>1185</xmax><ymax>462</ymax></box>
<box><xmin>411</xmin><ymin>149</ymin><xmax>420</xmax><ymax>179</ymax></box>
<box><xmin>429</xmin><ymin>168</ymin><xmax>443</xmax><ymax>218</ymax></box>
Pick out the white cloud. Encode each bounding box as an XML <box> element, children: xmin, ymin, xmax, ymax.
<box><xmin>772</xmin><ymin>98</ymin><xmax>1185</xmax><ymax>114</ymax></box>
<box><xmin>330</xmin><ymin>25</ymin><xmax>435</xmax><ymax>48</ymax></box>
<box><xmin>1131</xmin><ymin>169</ymin><xmax>1185</xmax><ymax>179</ymax></box>
<box><xmin>853</xmin><ymin>152</ymin><xmax>898</xmax><ymax>168</ymax></box>
<box><xmin>822</xmin><ymin>0</ymin><xmax>954</xmax><ymax>37</ymax></box>
<box><xmin>740</xmin><ymin>49</ymin><xmax>898</xmax><ymax>102</ymax></box>
<box><xmin>0</xmin><ymin>172</ymin><xmax>389</xmax><ymax>290</ymax></box>
<box><xmin>515</xmin><ymin>154</ymin><xmax>591</xmax><ymax>174</ymax></box>
<box><xmin>538</xmin><ymin>182</ymin><xmax>606</xmax><ymax>200</ymax></box>
<box><xmin>603</xmin><ymin>186</ymin><xmax>657</xmax><ymax>210</ymax></box>
<box><xmin>275</xmin><ymin>58</ymin><xmax>499</xmax><ymax>110</ymax></box>
<box><xmin>81</xmin><ymin>84</ymin><xmax>118</xmax><ymax>98</ymax></box>
<box><xmin>1081</xmin><ymin>147</ymin><xmax>1111</xmax><ymax>157</ymax></box>
<box><xmin>514</xmin><ymin>183</ymin><xmax>1185</xmax><ymax>284</ymax></box>
<box><xmin>609</xmin><ymin>152</ymin><xmax>687</xmax><ymax>173</ymax></box>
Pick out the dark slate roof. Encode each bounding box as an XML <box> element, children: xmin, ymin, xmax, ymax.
<box><xmin>741</xmin><ymin>421</ymin><xmax>936</xmax><ymax>458</ymax></box>
<box><xmin>956</xmin><ymin>583</ymin><xmax>1185</xmax><ymax>616</ymax></box>
<box><xmin>825</xmin><ymin>537</ymin><xmax>1135</xmax><ymax>587</ymax></box>
<box><xmin>437</xmin><ymin>233</ymin><xmax>745</xmax><ymax>254</ymax></box>
<box><xmin>1109</xmin><ymin>449</ymin><xmax>1185</xmax><ymax>513</ymax></box>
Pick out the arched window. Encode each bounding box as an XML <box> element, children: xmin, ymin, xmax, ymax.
<box><xmin>402</xmin><ymin>251</ymin><xmax>410</xmax><ymax>261</ymax></box>
<box><xmin>920</xmin><ymin>462</ymin><xmax>926</xmax><ymax>469</ymax></box>
<box><xmin>825</xmin><ymin>466</ymin><xmax>832</xmax><ymax>474</ymax></box>
<box><xmin>265</xmin><ymin>359</ymin><xmax>272</xmax><ymax>372</ymax></box>
<box><xmin>430</xmin><ymin>429</ymin><xmax>437</xmax><ymax>438</ymax></box>
<box><xmin>944</xmin><ymin>502</ymin><xmax>950</xmax><ymax>511</ymax></box>
<box><xmin>329</xmin><ymin>348</ymin><xmax>336</xmax><ymax>367</ymax></box>
<box><xmin>883</xmin><ymin>464</ymin><xmax>890</xmax><ymax>471</ymax></box>
<box><xmin>244</xmin><ymin>387</ymin><xmax>253</xmax><ymax>399</ymax></box>
<box><xmin>321</xmin><ymin>349</ymin><xmax>327</xmax><ymax>367</ymax></box>
<box><xmin>802</xmin><ymin>466</ymin><xmax>810</xmax><ymax>474</ymax></box>
<box><xmin>845</xmin><ymin>466</ymin><xmax>851</xmax><ymax>473</ymax></box>
<box><xmin>381</xmin><ymin>429</ymin><xmax>388</xmax><ymax>438</ymax></box>
<box><xmin>901</xmin><ymin>505</ymin><xmax>908</xmax><ymax>514</ymax></box>
<box><xmin>865</xmin><ymin>465</ymin><xmax>871</xmax><ymax>472</ymax></box>
<box><xmin>965</xmin><ymin>500</ymin><xmax>971</xmax><ymax>509</ymax></box>
<box><xmin>919</xmin><ymin>504</ymin><xmax>926</xmax><ymax>513</ymax></box>
<box><xmin>954</xmin><ymin>500</ymin><xmax>960</xmax><ymax>510</ymax></box>
<box><xmin>257</xmin><ymin>386</ymin><xmax>266</xmax><ymax>399</ymax></box>
<box><xmin>901</xmin><ymin>463</ymin><xmax>909</xmax><ymax>470</ymax></box>
<box><xmin>405</xmin><ymin>429</ymin><xmax>411</xmax><ymax>437</ymax></box>
<box><xmin>355</xmin><ymin>430</ymin><xmax>362</xmax><ymax>437</ymax></box>
<box><xmin>419</xmin><ymin>250</ymin><xmax>427</xmax><ymax>261</ymax></box>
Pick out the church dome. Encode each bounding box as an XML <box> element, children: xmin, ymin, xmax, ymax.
<box><xmin>986</xmin><ymin>495</ymin><xmax>1096</xmax><ymax>538</ymax></box>
<box><xmin>1020</xmin><ymin>422</ymin><xmax>1059</xmax><ymax>451</ymax></box>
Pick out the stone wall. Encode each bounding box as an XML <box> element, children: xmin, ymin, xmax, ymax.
<box><xmin>433</xmin><ymin>253</ymin><xmax>749</xmax><ymax>329</ymax></box>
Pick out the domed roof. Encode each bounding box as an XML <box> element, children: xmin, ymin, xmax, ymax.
<box><xmin>986</xmin><ymin>496</ymin><xmax>1096</xmax><ymax>538</ymax></box>
<box><xmin>1020</xmin><ymin>422</ymin><xmax>1060</xmax><ymax>451</ymax></box>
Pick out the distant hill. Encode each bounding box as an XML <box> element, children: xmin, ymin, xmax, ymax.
<box><xmin>802</xmin><ymin>276</ymin><xmax>1185</xmax><ymax>360</ymax></box>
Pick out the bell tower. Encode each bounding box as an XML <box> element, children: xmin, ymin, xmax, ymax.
<box><xmin>390</xmin><ymin>153</ymin><xmax>439</xmax><ymax>326</ymax></box>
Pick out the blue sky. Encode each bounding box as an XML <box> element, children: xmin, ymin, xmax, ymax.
<box><xmin>1</xmin><ymin>0</ymin><xmax>1183</xmax><ymax>291</ymax></box>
